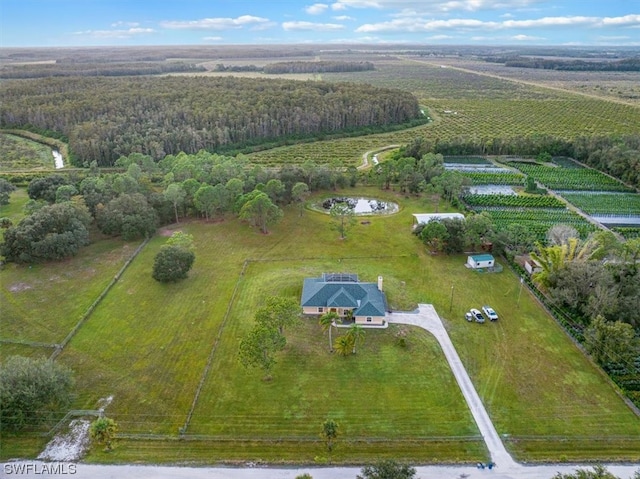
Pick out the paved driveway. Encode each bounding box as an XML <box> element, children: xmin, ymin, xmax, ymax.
<box><xmin>387</xmin><ymin>304</ymin><xmax>516</xmax><ymax>468</ymax></box>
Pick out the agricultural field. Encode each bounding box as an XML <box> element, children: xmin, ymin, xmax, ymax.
<box><xmin>0</xmin><ymin>133</ymin><xmax>56</xmax><ymax>170</ymax></box>
<box><xmin>247</xmin><ymin>58</ymin><xmax>640</xmax><ymax>166</ymax></box>
<box><xmin>559</xmin><ymin>192</ymin><xmax>640</xmax><ymax>216</ymax></box>
<box><xmin>462</xmin><ymin>194</ymin><xmax>566</xmax><ymax>209</ymax></box>
<box><xmin>507</xmin><ymin>162</ymin><xmax>634</xmax><ymax>192</ymax></box>
<box><xmin>2</xmin><ymin>188</ymin><xmax>639</xmax><ymax>463</ymax></box>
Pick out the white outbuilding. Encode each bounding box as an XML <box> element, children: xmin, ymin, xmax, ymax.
<box><xmin>467</xmin><ymin>254</ymin><xmax>495</xmax><ymax>269</ymax></box>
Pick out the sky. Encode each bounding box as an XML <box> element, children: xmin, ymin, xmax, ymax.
<box><xmin>0</xmin><ymin>0</ymin><xmax>639</xmax><ymax>48</ymax></box>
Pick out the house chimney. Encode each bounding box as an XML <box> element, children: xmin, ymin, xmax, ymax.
<box><xmin>378</xmin><ymin>276</ymin><xmax>383</xmax><ymax>291</ymax></box>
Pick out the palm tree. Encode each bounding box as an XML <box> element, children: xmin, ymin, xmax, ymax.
<box><xmin>319</xmin><ymin>312</ymin><xmax>339</xmax><ymax>352</ymax></box>
<box><xmin>333</xmin><ymin>335</ymin><xmax>352</xmax><ymax>357</ymax></box>
<box><xmin>346</xmin><ymin>324</ymin><xmax>365</xmax><ymax>354</ymax></box>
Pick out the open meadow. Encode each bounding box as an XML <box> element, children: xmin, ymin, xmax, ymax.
<box><xmin>2</xmin><ymin>186</ymin><xmax>639</xmax><ymax>464</ymax></box>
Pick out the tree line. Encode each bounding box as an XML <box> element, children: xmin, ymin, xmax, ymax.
<box><xmin>0</xmin><ymin>62</ymin><xmax>205</xmax><ymax>79</ymax></box>
<box><xmin>263</xmin><ymin>61</ymin><xmax>375</xmax><ymax>74</ymax></box>
<box><xmin>484</xmin><ymin>55</ymin><xmax>640</xmax><ymax>72</ymax></box>
<box><xmin>0</xmin><ymin>76</ymin><xmax>420</xmax><ymax>166</ymax></box>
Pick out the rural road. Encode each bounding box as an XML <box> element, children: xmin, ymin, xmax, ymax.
<box><xmin>2</xmin><ymin>461</ymin><xmax>639</xmax><ymax>479</ymax></box>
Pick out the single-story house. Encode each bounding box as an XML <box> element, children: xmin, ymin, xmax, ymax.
<box><xmin>301</xmin><ymin>273</ymin><xmax>387</xmax><ymax>325</ymax></box>
<box><xmin>467</xmin><ymin>254</ymin><xmax>495</xmax><ymax>269</ymax></box>
<box><xmin>413</xmin><ymin>213</ymin><xmax>465</xmax><ymax>226</ymax></box>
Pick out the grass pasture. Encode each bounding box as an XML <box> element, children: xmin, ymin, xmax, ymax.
<box><xmin>3</xmin><ymin>187</ymin><xmax>638</xmax><ymax>463</ymax></box>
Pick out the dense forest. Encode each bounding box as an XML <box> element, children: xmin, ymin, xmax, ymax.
<box><xmin>263</xmin><ymin>61</ymin><xmax>375</xmax><ymax>74</ymax></box>
<box><xmin>0</xmin><ymin>61</ymin><xmax>206</xmax><ymax>79</ymax></box>
<box><xmin>484</xmin><ymin>55</ymin><xmax>640</xmax><ymax>71</ymax></box>
<box><xmin>0</xmin><ymin>76</ymin><xmax>420</xmax><ymax>166</ymax></box>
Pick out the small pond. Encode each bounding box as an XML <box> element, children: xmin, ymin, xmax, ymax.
<box><xmin>317</xmin><ymin>197</ymin><xmax>399</xmax><ymax>215</ymax></box>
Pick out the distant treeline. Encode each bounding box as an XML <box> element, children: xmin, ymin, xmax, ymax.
<box><xmin>402</xmin><ymin>134</ymin><xmax>640</xmax><ymax>190</ymax></box>
<box><xmin>484</xmin><ymin>56</ymin><xmax>640</xmax><ymax>71</ymax></box>
<box><xmin>212</xmin><ymin>61</ymin><xmax>375</xmax><ymax>74</ymax></box>
<box><xmin>263</xmin><ymin>61</ymin><xmax>375</xmax><ymax>74</ymax></box>
<box><xmin>0</xmin><ymin>62</ymin><xmax>206</xmax><ymax>79</ymax></box>
<box><xmin>0</xmin><ymin>76</ymin><xmax>420</xmax><ymax>166</ymax></box>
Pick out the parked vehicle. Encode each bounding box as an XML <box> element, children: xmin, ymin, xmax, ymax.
<box><xmin>470</xmin><ymin>308</ymin><xmax>485</xmax><ymax>323</ymax></box>
<box><xmin>465</xmin><ymin>312</ymin><xmax>473</xmax><ymax>322</ymax></box>
<box><xmin>482</xmin><ymin>305</ymin><xmax>498</xmax><ymax>321</ymax></box>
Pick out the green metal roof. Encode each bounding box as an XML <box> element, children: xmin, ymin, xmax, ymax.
<box><xmin>301</xmin><ymin>276</ymin><xmax>387</xmax><ymax>317</ymax></box>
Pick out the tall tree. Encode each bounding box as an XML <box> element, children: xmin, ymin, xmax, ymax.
<box><xmin>0</xmin><ymin>178</ymin><xmax>16</xmax><ymax>206</ymax></box>
<box><xmin>418</xmin><ymin>220</ymin><xmax>449</xmax><ymax>253</ymax></box>
<box><xmin>255</xmin><ymin>296</ymin><xmax>301</xmax><ymax>335</ymax></box>
<box><xmin>584</xmin><ymin>315</ymin><xmax>637</xmax><ymax>366</ymax></box>
<box><xmin>291</xmin><ymin>182</ymin><xmax>310</xmax><ymax>216</ymax></box>
<box><xmin>346</xmin><ymin>323</ymin><xmax>366</xmax><ymax>354</ymax></box>
<box><xmin>319</xmin><ymin>311</ymin><xmax>339</xmax><ymax>352</ymax></box>
<box><xmin>164</xmin><ymin>183</ymin><xmax>186</xmax><ymax>224</ymax></box>
<box><xmin>238</xmin><ymin>323</ymin><xmax>286</xmax><ymax>380</ymax></box>
<box><xmin>1</xmin><ymin>201</ymin><xmax>91</xmax><ymax>263</ymax></box>
<box><xmin>0</xmin><ymin>356</ymin><xmax>74</xmax><ymax>431</ymax></box>
<box><xmin>96</xmin><ymin>193</ymin><xmax>157</xmax><ymax>240</ymax></box>
<box><xmin>334</xmin><ymin>336</ymin><xmax>352</xmax><ymax>357</ymax></box>
<box><xmin>330</xmin><ymin>202</ymin><xmax>356</xmax><ymax>240</ymax></box>
<box><xmin>239</xmin><ymin>191</ymin><xmax>283</xmax><ymax>234</ymax></box>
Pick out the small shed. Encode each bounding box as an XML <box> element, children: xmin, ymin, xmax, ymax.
<box><xmin>467</xmin><ymin>254</ymin><xmax>495</xmax><ymax>269</ymax></box>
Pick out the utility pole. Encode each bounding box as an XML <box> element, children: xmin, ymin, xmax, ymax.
<box><xmin>449</xmin><ymin>284</ymin><xmax>454</xmax><ymax>312</ymax></box>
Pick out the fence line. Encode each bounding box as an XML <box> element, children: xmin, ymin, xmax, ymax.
<box><xmin>50</xmin><ymin>237</ymin><xmax>151</xmax><ymax>361</ymax></box>
<box><xmin>181</xmin><ymin>259</ymin><xmax>250</xmax><ymax>434</ymax></box>
<box><xmin>42</xmin><ymin>409</ymin><xmax>101</xmax><ymax>438</ymax></box>
<box><xmin>0</xmin><ymin>338</ymin><xmax>58</xmax><ymax>348</ymax></box>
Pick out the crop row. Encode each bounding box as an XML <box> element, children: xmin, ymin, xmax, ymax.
<box><xmin>462</xmin><ymin>193</ymin><xmax>565</xmax><ymax>209</ymax></box>
<box><xmin>559</xmin><ymin>192</ymin><xmax>640</xmax><ymax>216</ymax></box>
<box><xmin>462</xmin><ymin>171</ymin><xmax>525</xmax><ymax>186</ymax></box>
<box><xmin>443</xmin><ymin>156</ymin><xmax>490</xmax><ymax>165</ymax></box>
<box><xmin>508</xmin><ymin>162</ymin><xmax>633</xmax><ymax>192</ymax></box>
<box><xmin>612</xmin><ymin>227</ymin><xmax>640</xmax><ymax>239</ymax></box>
<box><xmin>551</xmin><ymin>157</ymin><xmax>584</xmax><ymax>169</ymax></box>
<box><xmin>482</xmin><ymin>208</ymin><xmax>595</xmax><ymax>241</ymax></box>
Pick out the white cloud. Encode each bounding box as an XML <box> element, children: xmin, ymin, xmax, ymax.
<box><xmin>111</xmin><ymin>21</ymin><xmax>140</xmax><ymax>28</ymax></box>
<box><xmin>203</xmin><ymin>36</ymin><xmax>223</xmax><ymax>41</ymax></box>
<box><xmin>600</xmin><ymin>14</ymin><xmax>640</xmax><ymax>27</ymax></box>
<box><xmin>356</xmin><ymin>14</ymin><xmax>640</xmax><ymax>34</ymax></box>
<box><xmin>511</xmin><ymin>34</ymin><xmax>544</xmax><ymax>41</ymax></box>
<box><xmin>356</xmin><ymin>17</ymin><xmax>494</xmax><ymax>33</ymax></box>
<box><xmin>329</xmin><ymin>0</ymin><xmax>543</xmax><ymax>11</ymax></box>
<box><xmin>306</xmin><ymin>3</ymin><xmax>329</xmax><ymax>14</ymax></box>
<box><xmin>161</xmin><ymin>15</ymin><xmax>270</xmax><ymax>30</ymax></box>
<box><xmin>333</xmin><ymin>15</ymin><xmax>355</xmax><ymax>20</ymax></box>
<box><xmin>331</xmin><ymin>2</ymin><xmax>348</xmax><ymax>10</ymax></box>
<box><xmin>73</xmin><ymin>27</ymin><xmax>154</xmax><ymax>39</ymax></box>
<box><xmin>282</xmin><ymin>21</ymin><xmax>345</xmax><ymax>31</ymax></box>
<box><xmin>502</xmin><ymin>16</ymin><xmax>597</xmax><ymax>28</ymax></box>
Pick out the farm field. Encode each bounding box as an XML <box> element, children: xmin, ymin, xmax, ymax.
<box><xmin>559</xmin><ymin>192</ymin><xmax>640</xmax><ymax>216</ymax></box>
<box><xmin>2</xmin><ymin>187</ymin><xmax>639</xmax><ymax>463</ymax></box>
<box><xmin>246</xmin><ymin>59</ymin><xmax>640</xmax><ymax>166</ymax></box>
<box><xmin>0</xmin><ymin>133</ymin><xmax>55</xmax><ymax>170</ymax></box>
<box><xmin>507</xmin><ymin>162</ymin><xmax>634</xmax><ymax>192</ymax></box>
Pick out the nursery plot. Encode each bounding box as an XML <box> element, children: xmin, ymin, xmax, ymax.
<box><xmin>508</xmin><ymin>162</ymin><xmax>633</xmax><ymax>192</ymax></box>
<box><xmin>463</xmin><ymin>194</ymin><xmax>566</xmax><ymax>209</ymax></box>
<box><xmin>559</xmin><ymin>192</ymin><xmax>640</xmax><ymax>216</ymax></box>
<box><xmin>481</xmin><ymin>208</ymin><xmax>596</xmax><ymax>241</ymax></box>
<box><xmin>463</xmin><ymin>171</ymin><xmax>525</xmax><ymax>186</ymax></box>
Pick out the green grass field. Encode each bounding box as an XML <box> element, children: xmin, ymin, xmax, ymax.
<box><xmin>3</xmin><ymin>187</ymin><xmax>639</xmax><ymax>463</ymax></box>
